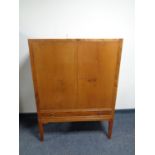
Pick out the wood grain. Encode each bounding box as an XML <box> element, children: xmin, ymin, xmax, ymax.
<box><xmin>28</xmin><ymin>39</ymin><xmax>123</xmax><ymax>141</ymax></box>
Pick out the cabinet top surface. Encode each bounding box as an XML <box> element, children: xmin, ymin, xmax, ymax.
<box><xmin>28</xmin><ymin>39</ymin><xmax>123</xmax><ymax>42</ymax></box>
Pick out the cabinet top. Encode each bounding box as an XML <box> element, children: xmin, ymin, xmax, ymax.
<box><xmin>28</xmin><ymin>38</ymin><xmax>123</xmax><ymax>42</ymax></box>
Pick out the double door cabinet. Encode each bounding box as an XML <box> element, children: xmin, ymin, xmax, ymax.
<box><xmin>28</xmin><ymin>39</ymin><xmax>123</xmax><ymax>141</ymax></box>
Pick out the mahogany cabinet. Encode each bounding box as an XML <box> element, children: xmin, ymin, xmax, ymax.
<box><xmin>28</xmin><ymin>39</ymin><xmax>123</xmax><ymax>141</ymax></box>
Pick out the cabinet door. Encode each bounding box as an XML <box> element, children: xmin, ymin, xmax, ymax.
<box><xmin>77</xmin><ymin>40</ymin><xmax>121</xmax><ymax>109</ymax></box>
<box><xmin>29</xmin><ymin>40</ymin><xmax>77</xmax><ymax>110</ymax></box>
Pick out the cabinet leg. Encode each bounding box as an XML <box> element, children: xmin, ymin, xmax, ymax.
<box><xmin>38</xmin><ymin>120</ymin><xmax>44</xmax><ymax>141</ymax></box>
<box><xmin>108</xmin><ymin>119</ymin><xmax>113</xmax><ymax>139</ymax></box>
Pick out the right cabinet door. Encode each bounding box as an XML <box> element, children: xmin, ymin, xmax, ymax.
<box><xmin>77</xmin><ymin>40</ymin><xmax>121</xmax><ymax>109</ymax></box>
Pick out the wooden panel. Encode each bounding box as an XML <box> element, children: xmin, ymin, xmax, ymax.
<box><xmin>77</xmin><ymin>40</ymin><xmax>122</xmax><ymax>109</ymax></box>
<box><xmin>29</xmin><ymin>39</ymin><xmax>122</xmax><ymax>111</ymax></box>
<box><xmin>40</xmin><ymin>108</ymin><xmax>112</xmax><ymax>117</ymax></box>
<box><xmin>29</xmin><ymin>40</ymin><xmax>77</xmax><ymax>110</ymax></box>
<box><xmin>41</xmin><ymin>115</ymin><xmax>112</xmax><ymax>124</ymax></box>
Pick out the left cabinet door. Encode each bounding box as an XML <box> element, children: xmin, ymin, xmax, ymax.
<box><xmin>29</xmin><ymin>40</ymin><xmax>77</xmax><ymax>110</ymax></box>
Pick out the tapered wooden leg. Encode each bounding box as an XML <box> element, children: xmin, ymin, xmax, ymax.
<box><xmin>38</xmin><ymin>120</ymin><xmax>44</xmax><ymax>141</ymax></box>
<box><xmin>108</xmin><ymin>119</ymin><xmax>113</xmax><ymax>139</ymax></box>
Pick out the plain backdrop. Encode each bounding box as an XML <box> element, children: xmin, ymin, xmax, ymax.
<box><xmin>19</xmin><ymin>0</ymin><xmax>134</xmax><ymax>113</ymax></box>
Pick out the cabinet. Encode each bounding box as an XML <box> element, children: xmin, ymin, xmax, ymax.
<box><xmin>28</xmin><ymin>39</ymin><xmax>123</xmax><ymax>141</ymax></box>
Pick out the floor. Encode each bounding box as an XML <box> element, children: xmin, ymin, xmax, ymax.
<box><xmin>19</xmin><ymin>110</ymin><xmax>135</xmax><ymax>155</ymax></box>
